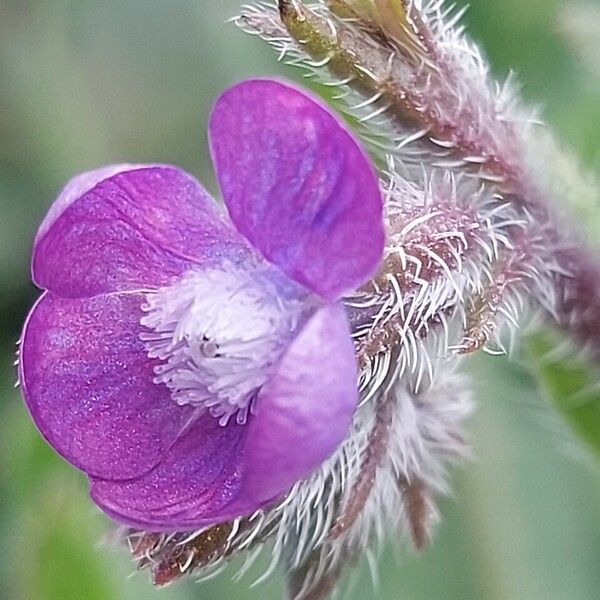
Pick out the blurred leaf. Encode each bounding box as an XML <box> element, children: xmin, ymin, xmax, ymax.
<box><xmin>20</xmin><ymin>478</ymin><xmax>116</xmax><ymax>600</ymax></box>
<box><xmin>527</xmin><ymin>328</ymin><xmax>600</xmax><ymax>458</ymax></box>
<box><xmin>558</xmin><ymin>3</ymin><xmax>600</xmax><ymax>89</ymax></box>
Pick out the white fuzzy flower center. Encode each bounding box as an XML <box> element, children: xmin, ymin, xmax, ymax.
<box><xmin>141</xmin><ymin>265</ymin><xmax>306</xmax><ymax>426</ymax></box>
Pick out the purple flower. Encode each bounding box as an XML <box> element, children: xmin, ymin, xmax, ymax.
<box><xmin>18</xmin><ymin>79</ymin><xmax>384</xmax><ymax>531</ymax></box>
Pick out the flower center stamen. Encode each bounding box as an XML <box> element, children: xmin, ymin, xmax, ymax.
<box><xmin>141</xmin><ymin>265</ymin><xmax>306</xmax><ymax>426</ymax></box>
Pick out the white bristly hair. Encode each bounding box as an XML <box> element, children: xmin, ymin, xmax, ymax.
<box><xmin>235</xmin><ymin>0</ymin><xmax>540</xmax><ymax>183</ymax></box>
<box><xmin>126</xmin><ymin>361</ymin><xmax>473</xmax><ymax>595</ymax></box>
<box><xmin>141</xmin><ymin>264</ymin><xmax>307</xmax><ymax>426</ymax></box>
<box><xmin>123</xmin><ymin>2</ymin><xmax>593</xmax><ymax>598</ymax></box>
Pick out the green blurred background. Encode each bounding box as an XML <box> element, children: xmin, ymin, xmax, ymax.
<box><xmin>1</xmin><ymin>1</ymin><xmax>599</xmax><ymax>599</ymax></box>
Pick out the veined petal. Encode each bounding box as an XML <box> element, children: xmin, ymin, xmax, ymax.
<box><xmin>33</xmin><ymin>165</ymin><xmax>250</xmax><ymax>298</ymax></box>
<box><xmin>87</xmin><ymin>304</ymin><xmax>358</xmax><ymax>530</ymax></box>
<box><xmin>90</xmin><ymin>414</ymin><xmax>247</xmax><ymax>531</ymax></box>
<box><xmin>19</xmin><ymin>291</ymin><xmax>196</xmax><ymax>481</ymax></box>
<box><xmin>209</xmin><ymin>79</ymin><xmax>384</xmax><ymax>300</ymax></box>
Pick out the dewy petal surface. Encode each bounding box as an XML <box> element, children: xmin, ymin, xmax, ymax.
<box><xmin>209</xmin><ymin>79</ymin><xmax>384</xmax><ymax>300</ymax></box>
<box><xmin>33</xmin><ymin>165</ymin><xmax>250</xmax><ymax>298</ymax></box>
<box><xmin>87</xmin><ymin>304</ymin><xmax>358</xmax><ymax>530</ymax></box>
<box><xmin>19</xmin><ymin>291</ymin><xmax>196</xmax><ymax>481</ymax></box>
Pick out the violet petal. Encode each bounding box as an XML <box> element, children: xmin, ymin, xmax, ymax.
<box><xmin>19</xmin><ymin>291</ymin><xmax>196</xmax><ymax>481</ymax></box>
<box><xmin>209</xmin><ymin>79</ymin><xmax>384</xmax><ymax>300</ymax></box>
<box><xmin>87</xmin><ymin>304</ymin><xmax>358</xmax><ymax>530</ymax></box>
<box><xmin>90</xmin><ymin>414</ymin><xmax>247</xmax><ymax>531</ymax></box>
<box><xmin>33</xmin><ymin>165</ymin><xmax>250</xmax><ymax>298</ymax></box>
<box><xmin>241</xmin><ymin>302</ymin><xmax>358</xmax><ymax>503</ymax></box>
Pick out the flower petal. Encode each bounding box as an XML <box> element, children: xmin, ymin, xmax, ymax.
<box><xmin>19</xmin><ymin>291</ymin><xmax>196</xmax><ymax>481</ymax></box>
<box><xmin>241</xmin><ymin>302</ymin><xmax>358</xmax><ymax>502</ymax></box>
<box><xmin>87</xmin><ymin>303</ymin><xmax>358</xmax><ymax>530</ymax></box>
<box><xmin>90</xmin><ymin>415</ymin><xmax>247</xmax><ymax>531</ymax></box>
<box><xmin>33</xmin><ymin>165</ymin><xmax>250</xmax><ymax>298</ymax></box>
<box><xmin>209</xmin><ymin>79</ymin><xmax>384</xmax><ymax>300</ymax></box>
